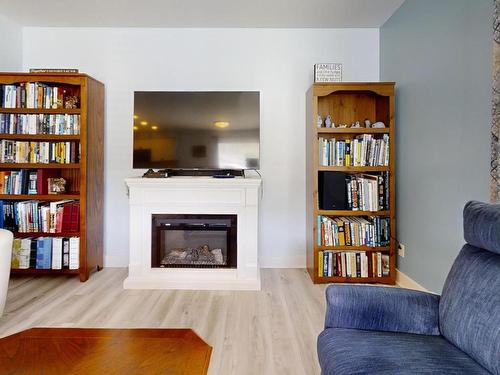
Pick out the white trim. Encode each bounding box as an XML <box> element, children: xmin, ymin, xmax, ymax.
<box><xmin>123</xmin><ymin>176</ymin><xmax>262</xmax><ymax>290</ymax></box>
<box><xmin>396</xmin><ymin>269</ymin><xmax>428</xmax><ymax>292</ymax></box>
<box><xmin>260</xmin><ymin>256</ymin><xmax>305</xmax><ymax>268</ymax></box>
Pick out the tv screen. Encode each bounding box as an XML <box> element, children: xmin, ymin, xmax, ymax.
<box><xmin>133</xmin><ymin>91</ymin><xmax>260</xmax><ymax>170</ymax></box>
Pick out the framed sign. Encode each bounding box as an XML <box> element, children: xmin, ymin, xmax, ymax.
<box><xmin>29</xmin><ymin>68</ymin><xmax>79</xmax><ymax>73</ymax></box>
<box><xmin>314</xmin><ymin>63</ymin><xmax>342</xmax><ymax>83</ymax></box>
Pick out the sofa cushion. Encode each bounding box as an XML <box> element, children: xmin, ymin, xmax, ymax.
<box><xmin>440</xmin><ymin>244</ymin><xmax>500</xmax><ymax>375</ymax></box>
<box><xmin>317</xmin><ymin>328</ymin><xmax>489</xmax><ymax>375</ymax></box>
<box><xmin>463</xmin><ymin>200</ymin><xmax>500</xmax><ymax>255</ymax></box>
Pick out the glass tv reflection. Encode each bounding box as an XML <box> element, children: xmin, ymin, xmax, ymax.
<box><xmin>133</xmin><ymin>91</ymin><xmax>260</xmax><ymax>170</ymax></box>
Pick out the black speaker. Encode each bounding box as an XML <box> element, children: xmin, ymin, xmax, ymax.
<box><xmin>318</xmin><ymin>172</ymin><xmax>347</xmax><ymax>210</ymax></box>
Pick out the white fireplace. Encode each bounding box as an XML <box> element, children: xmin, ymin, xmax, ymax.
<box><xmin>123</xmin><ymin>172</ymin><xmax>262</xmax><ymax>290</ymax></box>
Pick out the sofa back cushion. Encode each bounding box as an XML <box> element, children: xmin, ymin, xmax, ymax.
<box><xmin>463</xmin><ymin>201</ymin><xmax>500</xmax><ymax>255</ymax></box>
<box><xmin>439</xmin><ymin>201</ymin><xmax>500</xmax><ymax>375</ymax></box>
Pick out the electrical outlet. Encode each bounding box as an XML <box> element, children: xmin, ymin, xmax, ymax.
<box><xmin>398</xmin><ymin>243</ymin><xmax>406</xmax><ymax>258</ymax></box>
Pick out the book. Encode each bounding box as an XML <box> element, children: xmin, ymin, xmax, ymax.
<box><xmin>69</xmin><ymin>237</ymin><xmax>79</xmax><ymax>270</ymax></box>
<box><xmin>30</xmin><ymin>238</ymin><xmax>38</xmax><ymax>268</ymax></box>
<box><xmin>317</xmin><ymin>215</ymin><xmax>390</xmax><ymax>247</ymax></box>
<box><xmin>0</xmin><ymin>140</ymin><xmax>79</xmax><ymax>164</ymax></box>
<box><xmin>319</xmin><ymin>135</ymin><xmax>390</xmax><ymax>167</ymax></box>
<box><xmin>62</xmin><ymin>238</ymin><xmax>70</xmax><ymax>268</ymax></box>
<box><xmin>51</xmin><ymin>237</ymin><xmax>63</xmax><ymax>270</ymax></box>
<box><xmin>0</xmin><ymin>82</ymin><xmax>79</xmax><ymax>110</ymax></box>
<box><xmin>318</xmin><ymin>250</ymin><xmax>388</xmax><ymax>279</ymax></box>
<box><xmin>11</xmin><ymin>238</ymin><xmax>21</xmax><ymax>269</ymax></box>
<box><xmin>382</xmin><ymin>254</ymin><xmax>390</xmax><ymax>277</ymax></box>
<box><xmin>318</xmin><ymin>250</ymin><xmax>324</xmax><ymax>277</ymax></box>
<box><xmin>19</xmin><ymin>238</ymin><xmax>31</xmax><ymax>269</ymax></box>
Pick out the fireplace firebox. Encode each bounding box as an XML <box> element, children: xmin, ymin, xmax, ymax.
<box><xmin>151</xmin><ymin>214</ymin><xmax>237</xmax><ymax>269</ymax></box>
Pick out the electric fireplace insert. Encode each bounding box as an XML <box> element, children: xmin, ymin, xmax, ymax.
<box><xmin>151</xmin><ymin>214</ymin><xmax>237</xmax><ymax>269</ymax></box>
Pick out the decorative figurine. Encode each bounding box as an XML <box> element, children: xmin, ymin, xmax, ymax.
<box><xmin>364</xmin><ymin>119</ymin><xmax>372</xmax><ymax>128</ymax></box>
<box><xmin>317</xmin><ymin>115</ymin><xmax>323</xmax><ymax>128</ymax></box>
<box><xmin>372</xmin><ymin>121</ymin><xmax>386</xmax><ymax>128</ymax></box>
<box><xmin>325</xmin><ymin>115</ymin><xmax>333</xmax><ymax>128</ymax></box>
<box><xmin>338</xmin><ymin>123</ymin><xmax>347</xmax><ymax>128</ymax></box>
<box><xmin>351</xmin><ymin>121</ymin><xmax>361</xmax><ymax>128</ymax></box>
<box><xmin>64</xmin><ymin>95</ymin><xmax>79</xmax><ymax>109</ymax></box>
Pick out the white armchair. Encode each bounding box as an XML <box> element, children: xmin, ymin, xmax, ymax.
<box><xmin>0</xmin><ymin>229</ymin><xmax>13</xmax><ymax>316</ymax></box>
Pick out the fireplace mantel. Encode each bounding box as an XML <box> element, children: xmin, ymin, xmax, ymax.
<box><xmin>123</xmin><ymin>172</ymin><xmax>262</xmax><ymax>290</ymax></box>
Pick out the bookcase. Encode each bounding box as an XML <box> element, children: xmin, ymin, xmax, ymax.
<box><xmin>0</xmin><ymin>72</ymin><xmax>104</xmax><ymax>282</ymax></box>
<box><xmin>306</xmin><ymin>82</ymin><xmax>396</xmax><ymax>284</ymax></box>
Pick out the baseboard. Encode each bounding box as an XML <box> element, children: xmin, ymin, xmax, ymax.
<box><xmin>396</xmin><ymin>269</ymin><xmax>428</xmax><ymax>292</ymax></box>
<box><xmin>106</xmin><ymin>255</ymin><xmax>306</xmax><ymax>269</ymax></box>
<box><xmin>260</xmin><ymin>255</ymin><xmax>306</xmax><ymax>268</ymax></box>
<box><xmin>104</xmin><ymin>255</ymin><xmax>129</xmax><ymax>268</ymax></box>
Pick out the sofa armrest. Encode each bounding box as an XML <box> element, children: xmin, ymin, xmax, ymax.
<box><xmin>325</xmin><ymin>285</ymin><xmax>440</xmax><ymax>335</ymax></box>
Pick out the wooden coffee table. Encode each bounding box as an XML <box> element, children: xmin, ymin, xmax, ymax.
<box><xmin>0</xmin><ymin>328</ymin><xmax>212</xmax><ymax>375</ymax></box>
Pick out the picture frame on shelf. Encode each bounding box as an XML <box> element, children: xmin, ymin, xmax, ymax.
<box><xmin>314</xmin><ymin>63</ymin><xmax>342</xmax><ymax>83</ymax></box>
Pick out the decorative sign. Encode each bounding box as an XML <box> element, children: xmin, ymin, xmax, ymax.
<box><xmin>314</xmin><ymin>63</ymin><xmax>342</xmax><ymax>83</ymax></box>
<box><xmin>29</xmin><ymin>68</ymin><xmax>79</xmax><ymax>73</ymax></box>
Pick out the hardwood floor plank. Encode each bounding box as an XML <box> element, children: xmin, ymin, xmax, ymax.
<box><xmin>0</xmin><ymin>268</ymin><xmax>329</xmax><ymax>375</ymax></box>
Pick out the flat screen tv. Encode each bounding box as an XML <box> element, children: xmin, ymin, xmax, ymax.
<box><xmin>133</xmin><ymin>91</ymin><xmax>260</xmax><ymax>170</ymax></box>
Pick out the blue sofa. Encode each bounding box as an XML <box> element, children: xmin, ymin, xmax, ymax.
<box><xmin>317</xmin><ymin>201</ymin><xmax>500</xmax><ymax>375</ymax></box>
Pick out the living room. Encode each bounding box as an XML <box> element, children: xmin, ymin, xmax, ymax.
<box><xmin>0</xmin><ymin>0</ymin><xmax>498</xmax><ymax>374</ymax></box>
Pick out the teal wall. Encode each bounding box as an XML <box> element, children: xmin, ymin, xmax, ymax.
<box><xmin>380</xmin><ymin>0</ymin><xmax>493</xmax><ymax>292</ymax></box>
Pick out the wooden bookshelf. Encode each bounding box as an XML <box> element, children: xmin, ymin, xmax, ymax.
<box><xmin>0</xmin><ymin>134</ymin><xmax>81</xmax><ymax>141</ymax></box>
<box><xmin>0</xmin><ymin>72</ymin><xmax>104</xmax><ymax>282</ymax></box>
<box><xmin>0</xmin><ymin>194</ymin><xmax>80</xmax><ymax>200</ymax></box>
<box><xmin>317</xmin><ymin>128</ymin><xmax>390</xmax><ymax>134</ymax></box>
<box><xmin>0</xmin><ymin>163</ymin><xmax>81</xmax><ymax>169</ymax></box>
<box><xmin>306</xmin><ymin>82</ymin><xmax>396</xmax><ymax>284</ymax></box>
<box><xmin>0</xmin><ymin>108</ymin><xmax>81</xmax><ymax>114</ymax></box>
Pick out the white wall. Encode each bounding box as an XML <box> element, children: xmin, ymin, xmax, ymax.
<box><xmin>0</xmin><ymin>14</ymin><xmax>22</xmax><ymax>70</ymax></box>
<box><xmin>23</xmin><ymin>28</ymin><xmax>379</xmax><ymax>267</ymax></box>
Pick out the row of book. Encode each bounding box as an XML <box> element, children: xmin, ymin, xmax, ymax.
<box><xmin>0</xmin><ymin>169</ymin><xmax>38</xmax><ymax>195</ymax></box>
<box><xmin>317</xmin><ymin>215</ymin><xmax>390</xmax><ymax>247</ymax></box>
<box><xmin>319</xmin><ymin>134</ymin><xmax>389</xmax><ymax>167</ymax></box>
<box><xmin>0</xmin><ymin>140</ymin><xmax>80</xmax><ymax>164</ymax></box>
<box><xmin>0</xmin><ymin>200</ymin><xmax>79</xmax><ymax>233</ymax></box>
<box><xmin>11</xmin><ymin>237</ymin><xmax>79</xmax><ymax>270</ymax></box>
<box><xmin>0</xmin><ymin>114</ymin><xmax>80</xmax><ymax>135</ymax></box>
<box><xmin>318</xmin><ymin>251</ymin><xmax>390</xmax><ymax>278</ymax></box>
<box><xmin>0</xmin><ymin>169</ymin><xmax>65</xmax><ymax>195</ymax></box>
<box><xmin>346</xmin><ymin>173</ymin><xmax>389</xmax><ymax>211</ymax></box>
<box><xmin>1</xmin><ymin>83</ymin><xmax>78</xmax><ymax>109</ymax></box>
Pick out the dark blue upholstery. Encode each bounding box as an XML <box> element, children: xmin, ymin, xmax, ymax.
<box><xmin>439</xmin><ymin>245</ymin><xmax>500</xmax><ymax>374</ymax></box>
<box><xmin>325</xmin><ymin>285</ymin><xmax>440</xmax><ymax>335</ymax></box>
<box><xmin>463</xmin><ymin>201</ymin><xmax>500</xmax><ymax>254</ymax></box>
<box><xmin>318</xmin><ymin>201</ymin><xmax>500</xmax><ymax>375</ymax></box>
<box><xmin>318</xmin><ymin>328</ymin><xmax>490</xmax><ymax>375</ymax></box>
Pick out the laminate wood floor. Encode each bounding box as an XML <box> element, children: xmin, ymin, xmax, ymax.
<box><xmin>0</xmin><ymin>268</ymin><xmax>328</xmax><ymax>375</ymax></box>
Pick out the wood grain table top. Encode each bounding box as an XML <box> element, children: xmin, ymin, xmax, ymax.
<box><xmin>0</xmin><ymin>328</ymin><xmax>212</xmax><ymax>375</ymax></box>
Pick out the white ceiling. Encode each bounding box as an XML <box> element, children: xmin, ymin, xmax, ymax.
<box><xmin>0</xmin><ymin>0</ymin><xmax>404</xmax><ymax>28</ymax></box>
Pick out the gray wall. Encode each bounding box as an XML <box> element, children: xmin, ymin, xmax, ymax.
<box><xmin>380</xmin><ymin>0</ymin><xmax>493</xmax><ymax>293</ymax></box>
